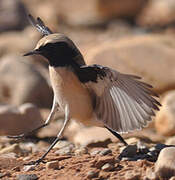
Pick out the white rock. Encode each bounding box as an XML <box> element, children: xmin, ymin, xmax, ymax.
<box><xmin>46</xmin><ymin>161</ymin><xmax>59</xmax><ymax>170</ymax></box>
<box><xmin>73</xmin><ymin>127</ymin><xmax>116</xmax><ymax>146</ymax></box>
<box><xmin>85</xmin><ymin>34</ymin><xmax>175</xmax><ymax>93</ymax></box>
<box><xmin>155</xmin><ymin>91</ymin><xmax>175</xmax><ymax>136</ymax></box>
<box><xmin>155</xmin><ymin>147</ymin><xmax>175</xmax><ymax>179</ymax></box>
<box><xmin>0</xmin><ymin>55</ymin><xmax>52</xmax><ymax>108</ymax></box>
<box><xmin>0</xmin><ymin>103</ymin><xmax>43</xmax><ymax>136</ymax></box>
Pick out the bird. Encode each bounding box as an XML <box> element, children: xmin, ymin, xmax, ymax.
<box><xmin>9</xmin><ymin>14</ymin><xmax>161</xmax><ymax>165</ymax></box>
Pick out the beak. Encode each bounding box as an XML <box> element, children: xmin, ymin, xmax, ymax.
<box><xmin>23</xmin><ymin>49</ymin><xmax>41</xmax><ymax>56</ymax></box>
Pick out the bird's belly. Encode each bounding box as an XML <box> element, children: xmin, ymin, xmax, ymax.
<box><xmin>49</xmin><ymin>66</ymin><xmax>94</xmax><ymax>123</ymax></box>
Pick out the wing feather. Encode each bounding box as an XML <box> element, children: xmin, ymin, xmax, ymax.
<box><xmin>83</xmin><ymin>65</ymin><xmax>160</xmax><ymax>133</ymax></box>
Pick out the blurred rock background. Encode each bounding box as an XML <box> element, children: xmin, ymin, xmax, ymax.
<box><xmin>0</xmin><ymin>0</ymin><xmax>175</xmax><ymax>146</ymax></box>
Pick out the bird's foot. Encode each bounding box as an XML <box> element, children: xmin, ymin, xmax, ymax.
<box><xmin>7</xmin><ymin>124</ymin><xmax>47</xmax><ymax>140</ymax></box>
<box><xmin>24</xmin><ymin>158</ymin><xmax>46</xmax><ymax>166</ymax></box>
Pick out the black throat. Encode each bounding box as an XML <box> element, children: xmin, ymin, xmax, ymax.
<box><xmin>40</xmin><ymin>42</ymin><xmax>102</xmax><ymax>83</ymax></box>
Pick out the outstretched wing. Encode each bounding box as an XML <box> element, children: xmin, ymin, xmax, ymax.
<box><xmin>28</xmin><ymin>14</ymin><xmax>53</xmax><ymax>36</ymax></box>
<box><xmin>82</xmin><ymin>65</ymin><xmax>161</xmax><ymax>133</ymax></box>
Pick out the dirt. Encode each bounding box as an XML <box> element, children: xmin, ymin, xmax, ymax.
<box><xmin>0</xmin><ymin>142</ymin><xmax>156</xmax><ymax>180</ymax></box>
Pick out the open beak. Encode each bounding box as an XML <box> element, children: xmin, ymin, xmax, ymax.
<box><xmin>23</xmin><ymin>49</ymin><xmax>41</xmax><ymax>56</ymax></box>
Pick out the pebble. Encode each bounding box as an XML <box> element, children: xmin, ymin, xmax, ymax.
<box><xmin>86</xmin><ymin>170</ymin><xmax>98</xmax><ymax>179</ymax></box>
<box><xmin>55</xmin><ymin>146</ymin><xmax>72</xmax><ymax>156</ymax></box>
<box><xmin>46</xmin><ymin>161</ymin><xmax>59</xmax><ymax>170</ymax></box>
<box><xmin>101</xmin><ymin>163</ymin><xmax>114</xmax><ymax>171</ymax></box>
<box><xmin>74</xmin><ymin>146</ymin><xmax>88</xmax><ymax>155</ymax></box>
<box><xmin>166</xmin><ymin>136</ymin><xmax>175</xmax><ymax>145</ymax></box>
<box><xmin>126</xmin><ymin>137</ymin><xmax>139</xmax><ymax>145</ymax></box>
<box><xmin>23</xmin><ymin>156</ymin><xmax>31</xmax><ymax>161</ymax></box>
<box><xmin>16</xmin><ymin>174</ymin><xmax>38</xmax><ymax>180</ymax></box>
<box><xmin>90</xmin><ymin>150</ymin><xmax>101</xmax><ymax>156</ymax></box>
<box><xmin>12</xmin><ymin>166</ymin><xmax>20</xmax><ymax>171</ymax></box>
<box><xmin>54</xmin><ymin>140</ymin><xmax>74</xmax><ymax>149</ymax></box>
<box><xmin>0</xmin><ymin>173</ymin><xmax>6</xmax><ymax>178</ymax></box>
<box><xmin>0</xmin><ymin>144</ymin><xmax>21</xmax><ymax>155</ymax></box>
<box><xmin>124</xmin><ymin>171</ymin><xmax>140</xmax><ymax>180</ymax></box>
<box><xmin>23</xmin><ymin>165</ymin><xmax>36</xmax><ymax>172</ymax></box>
<box><xmin>144</xmin><ymin>168</ymin><xmax>156</xmax><ymax>180</ymax></box>
<box><xmin>0</xmin><ymin>152</ymin><xmax>17</xmax><ymax>158</ymax></box>
<box><xmin>155</xmin><ymin>91</ymin><xmax>175</xmax><ymax>136</ymax></box>
<box><xmin>94</xmin><ymin>156</ymin><xmax>115</xmax><ymax>169</ymax></box>
<box><xmin>99</xmin><ymin>148</ymin><xmax>112</xmax><ymax>156</ymax></box>
<box><xmin>155</xmin><ymin>147</ymin><xmax>175</xmax><ymax>179</ymax></box>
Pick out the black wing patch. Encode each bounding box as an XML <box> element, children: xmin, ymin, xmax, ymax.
<box><xmin>75</xmin><ymin>64</ymin><xmax>107</xmax><ymax>83</ymax></box>
<box><xmin>28</xmin><ymin>14</ymin><xmax>53</xmax><ymax>36</ymax></box>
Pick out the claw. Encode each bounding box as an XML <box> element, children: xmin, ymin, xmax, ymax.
<box><xmin>7</xmin><ymin>134</ymin><xmax>25</xmax><ymax>139</ymax></box>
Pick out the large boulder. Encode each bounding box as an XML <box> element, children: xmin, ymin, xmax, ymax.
<box><xmin>0</xmin><ymin>26</ymin><xmax>40</xmax><ymax>58</ymax></box>
<box><xmin>85</xmin><ymin>34</ymin><xmax>175</xmax><ymax>93</ymax></box>
<box><xmin>0</xmin><ymin>103</ymin><xmax>43</xmax><ymax>136</ymax></box>
<box><xmin>155</xmin><ymin>147</ymin><xmax>175</xmax><ymax>179</ymax></box>
<box><xmin>0</xmin><ymin>55</ymin><xmax>52</xmax><ymax>108</ymax></box>
<box><xmin>57</xmin><ymin>0</ymin><xmax>146</xmax><ymax>26</ymax></box>
<box><xmin>22</xmin><ymin>0</ymin><xmax>146</xmax><ymax>27</ymax></box>
<box><xmin>0</xmin><ymin>0</ymin><xmax>28</xmax><ymax>32</ymax></box>
<box><xmin>137</xmin><ymin>0</ymin><xmax>175</xmax><ymax>27</ymax></box>
<box><xmin>155</xmin><ymin>91</ymin><xmax>175</xmax><ymax>136</ymax></box>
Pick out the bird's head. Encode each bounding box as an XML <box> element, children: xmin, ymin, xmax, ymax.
<box><xmin>24</xmin><ymin>15</ymin><xmax>85</xmax><ymax>67</ymax></box>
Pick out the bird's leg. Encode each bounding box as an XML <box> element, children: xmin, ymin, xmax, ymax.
<box><xmin>105</xmin><ymin>126</ymin><xmax>128</xmax><ymax>146</ymax></box>
<box><xmin>8</xmin><ymin>96</ymin><xmax>58</xmax><ymax>139</ymax></box>
<box><xmin>26</xmin><ymin>105</ymin><xmax>70</xmax><ymax>165</ymax></box>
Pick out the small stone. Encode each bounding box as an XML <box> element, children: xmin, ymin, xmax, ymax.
<box><xmin>23</xmin><ymin>156</ymin><xmax>31</xmax><ymax>161</ymax></box>
<box><xmin>53</xmin><ymin>140</ymin><xmax>74</xmax><ymax>149</ymax></box>
<box><xmin>145</xmin><ymin>168</ymin><xmax>156</xmax><ymax>180</ymax></box>
<box><xmin>125</xmin><ymin>171</ymin><xmax>140</xmax><ymax>180</ymax></box>
<box><xmin>0</xmin><ymin>173</ymin><xmax>6</xmax><ymax>178</ymax></box>
<box><xmin>55</xmin><ymin>146</ymin><xmax>72</xmax><ymax>156</ymax></box>
<box><xmin>155</xmin><ymin>147</ymin><xmax>175</xmax><ymax>179</ymax></box>
<box><xmin>16</xmin><ymin>174</ymin><xmax>38</xmax><ymax>180</ymax></box>
<box><xmin>119</xmin><ymin>145</ymin><xmax>137</xmax><ymax>160</ymax></box>
<box><xmin>166</xmin><ymin>136</ymin><xmax>175</xmax><ymax>145</ymax></box>
<box><xmin>86</xmin><ymin>170</ymin><xmax>98</xmax><ymax>179</ymax></box>
<box><xmin>0</xmin><ymin>152</ymin><xmax>17</xmax><ymax>158</ymax></box>
<box><xmin>99</xmin><ymin>148</ymin><xmax>112</xmax><ymax>156</ymax></box>
<box><xmin>101</xmin><ymin>163</ymin><xmax>114</xmax><ymax>171</ymax></box>
<box><xmin>12</xmin><ymin>166</ymin><xmax>20</xmax><ymax>171</ymax></box>
<box><xmin>155</xmin><ymin>91</ymin><xmax>175</xmax><ymax>136</ymax></box>
<box><xmin>73</xmin><ymin>127</ymin><xmax>115</xmax><ymax>146</ymax></box>
<box><xmin>0</xmin><ymin>144</ymin><xmax>21</xmax><ymax>155</ymax></box>
<box><xmin>46</xmin><ymin>161</ymin><xmax>59</xmax><ymax>170</ymax></box>
<box><xmin>74</xmin><ymin>146</ymin><xmax>88</xmax><ymax>155</ymax></box>
<box><xmin>94</xmin><ymin>156</ymin><xmax>115</xmax><ymax>169</ymax></box>
<box><xmin>23</xmin><ymin>165</ymin><xmax>36</xmax><ymax>172</ymax></box>
<box><xmin>126</xmin><ymin>137</ymin><xmax>139</xmax><ymax>145</ymax></box>
<box><xmin>90</xmin><ymin>150</ymin><xmax>101</xmax><ymax>156</ymax></box>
